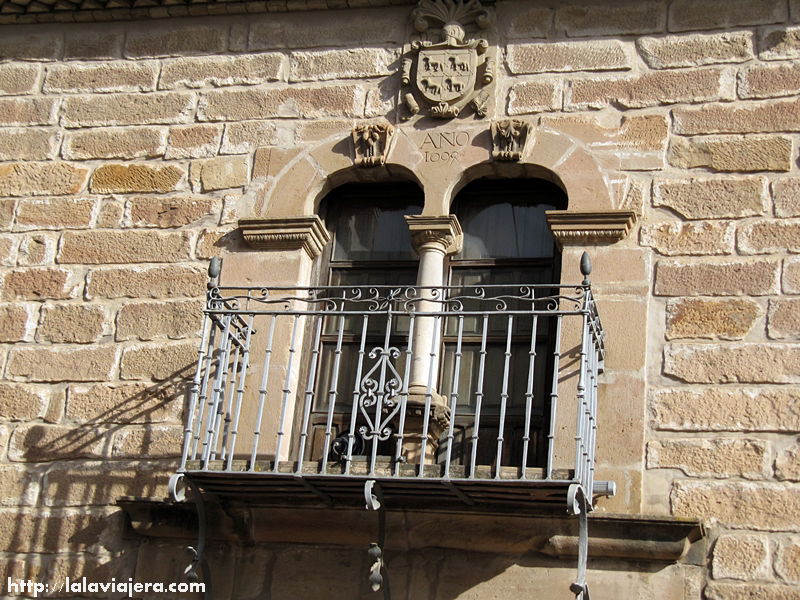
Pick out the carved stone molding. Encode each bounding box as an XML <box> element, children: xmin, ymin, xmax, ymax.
<box><xmin>401</xmin><ymin>0</ymin><xmax>495</xmax><ymax>120</ymax></box>
<box><xmin>352</xmin><ymin>122</ymin><xmax>395</xmax><ymax>167</ymax></box>
<box><xmin>404</xmin><ymin>214</ymin><xmax>463</xmax><ymax>254</ymax></box>
<box><xmin>545</xmin><ymin>210</ymin><xmax>637</xmax><ymax>246</ymax></box>
<box><xmin>239</xmin><ymin>216</ymin><xmax>331</xmax><ymax>259</ymax></box>
<box><xmin>491</xmin><ymin>119</ymin><xmax>531</xmax><ymax>161</ymax></box>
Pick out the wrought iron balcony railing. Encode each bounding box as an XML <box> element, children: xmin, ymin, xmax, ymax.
<box><xmin>174</xmin><ymin>256</ymin><xmax>612</xmax><ymax>514</ymax></box>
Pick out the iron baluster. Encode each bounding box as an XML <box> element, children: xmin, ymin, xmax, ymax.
<box><xmin>249</xmin><ymin>314</ymin><xmax>277</xmax><ymax>471</ymax></box>
<box><xmin>520</xmin><ymin>312</ymin><xmax>538</xmax><ymax>478</ymax></box>
<box><xmin>494</xmin><ymin>314</ymin><xmax>514</xmax><ymax>479</ymax></box>
<box><xmin>468</xmin><ymin>313</ymin><xmax>489</xmax><ymax>479</ymax></box>
<box><xmin>273</xmin><ymin>314</ymin><xmax>301</xmax><ymax>473</ymax></box>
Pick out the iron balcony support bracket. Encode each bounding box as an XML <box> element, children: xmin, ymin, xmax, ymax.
<box><xmin>567</xmin><ymin>483</ymin><xmax>591</xmax><ymax>600</ymax></box>
<box><xmin>365</xmin><ymin>480</ymin><xmax>391</xmax><ymax>599</ymax></box>
<box><xmin>169</xmin><ymin>473</ymin><xmax>213</xmax><ymax>600</ymax></box>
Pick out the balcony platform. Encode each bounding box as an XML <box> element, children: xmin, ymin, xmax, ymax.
<box><xmin>183</xmin><ymin>460</ymin><xmax>579</xmax><ymax>511</ymax></box>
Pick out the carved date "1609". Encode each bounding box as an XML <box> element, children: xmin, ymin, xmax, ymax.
<box><xmin>420</xmin><ymin>131</ymin><xmax>470</xmax><ymax>164</ymax></box>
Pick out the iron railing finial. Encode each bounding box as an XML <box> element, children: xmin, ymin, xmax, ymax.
<box><xmin>580</xmin><ymin>252</ymin><xmax>591</xmax><ymax>286</ymax></box>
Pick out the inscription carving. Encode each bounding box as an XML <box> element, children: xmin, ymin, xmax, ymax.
<box><xmin>419</xmin><ymin>131</ymin><xmax>471</xmax><ymax>163</ymax></box>
<box><xmin>401</xmin><ymin>0</ymin><xmax>495</xmax><ymax>120</ymax></box>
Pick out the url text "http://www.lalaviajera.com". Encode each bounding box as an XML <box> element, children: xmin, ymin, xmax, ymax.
<box><xmin>5</xmin><ymin>577</ymin><xmax>206</xmax><ymax>597</ymax></box>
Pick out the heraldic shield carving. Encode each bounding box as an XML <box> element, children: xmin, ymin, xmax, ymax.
<box><xmin>402</xmin><ymin>0</ymin><xmax>495</xmax><ymax>119</ymax></box>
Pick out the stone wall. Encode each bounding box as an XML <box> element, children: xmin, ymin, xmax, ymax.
<box><xmin>0</xmin><ymin>0</ymin><xmax>798</xmax><ymax>598</ymax></box>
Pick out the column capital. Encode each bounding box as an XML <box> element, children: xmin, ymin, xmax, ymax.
<box><xmin>239</xmin><ymin>216</ymin><xmax>331</xmax><ymax>259</ymax></box>
<box><xmin>404</xmin><ymin>214</ymin><xmax>463</xmax><ymax>255</ymax></box>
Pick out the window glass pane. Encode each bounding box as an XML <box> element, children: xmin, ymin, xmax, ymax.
<box><xmin>328</xmin><ymin>184</ymin><xmax>423</xmax><ymax>261</ymax></box>
<box><xmin>457</xmin><ymin>202</ymin><xmax>556</xmax><ymax>259</ymax></box>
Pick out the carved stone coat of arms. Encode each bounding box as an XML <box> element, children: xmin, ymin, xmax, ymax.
<box><xmin>401</xmin><ymin>0</ymin><xmax>495</xmax><ymax>119</ymax></box>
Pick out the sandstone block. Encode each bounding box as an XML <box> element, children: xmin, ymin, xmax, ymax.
<box><xmin>785</xmin><ymin>257</ymin><xmax>800</xmax><ymax>293</ymax></box>
<box><xmin>655</xmin><ymin>259</ymin><xmax>779</xmax><ymax>296</ymax></box>
<box><xmin>507</xmin><ymin>80</ymin><xmax>561</xmax><ymax>115</ymax></box>
<box><xmin>62</xmin><ymin>92</ymin><xmax>195</xmax><ymax>127</ymax></box>
<box><xmin>116</xmin><ymin>300</ymin><xmax>203</xmax><ymax>341</ymax></box>
<box><xmin>775</xmin><ymin>538</ymin><xmax>800</xmax><ymax>583</ymax></box>
<box><xmin>129</xmin><ymin>195</ymin><xmax>217</xmax><ymax>228</ymax></box>
<box><xmin>0</xmin><ymin>32</ymin><xmax>61</xmax><ymax>61</ymax></box>
<box><xmin>652</xmin><ymin>387</ymin><xmax>800</xmax><ymax>432</ymax></box>
<box><xmin>125</xmin><ymin>25</ymin><xmax>227</xmax><ymax>58</ymax></box>
<box><xmin>648</xmin><ymin>438</ymin><xmax>769</xmax><ymax>479</ymax></box>
<box><xmin>0</xmin><ymin>465</ymin><xmax>38</xmax><ymax>506</ymax></box>
<box><xmin>290</xmin><ymin>48</ymin><xmax>397</xmax><ymax>81</ymax></box>
<box><xmin>63</xmin><ymin>31</ymin><xmax>123</xmax><ymax>60</ymax></box>
<box><xmin>664</xmin><ymin>343</ymin><xmax>800</xmax><ymax>383</ymax></box>
<box><xmin>666</xmin><ymin>297</ymin><xmax>759</xmax><ymax>340</ymax></box>
<box><xmin>1</xmin><ymin>267</ymin><xmax>78</xmax><ymax>301</ymax></box>
<box><xmin>774</xmin><ymin>178</ymin><xmax>800</xmax><ymax>217</ymax></box>
<box><xmin>706</xmin><ymin>583</ymin><xmax>800</xmax><ymax>600</ymax></box>
<box><xmin>220</xmin><ymin>121</ymin><xmax>280</xmax><ymax>154</ymax></box>
<box><xmin>97</xmin><ymin>199</ymin><xmax>124</xmax><ymax>228</ymax></box>
<box><xmin>86</xmin><ymin>265</ymin><xmax>205</xmax><ymax>299</ymax></box>
<box><xmin>43</xmin><ymin>461</ymin><xmax>170</xmax><ymax>506</ymax></box>
<box><xmin>712</xmin><ymin>534</ymin><xmax>771</xmax><ymax>580</ymax></box>
<box><xmin>0</xmin><ymin>304</ymin><xmax>30</xmax><ymax>343</ymax></box>
<box><xmin>7</xmin><ymin>346</ymin><xmax>116</xmax><ymax>382</ymax></box>
<box><xmin>294</xmin><ymin>119</ymin><xmax>352</xmax><ymax>143</ymax></box>
<box><xmin>15</xmin><ymin>197</ymin><xmax>94</xmax><ymax>230</ymax></box>
<box><xmin>669</xmin><ymin>136</ymin><xmax>792</xmax><ymax>172</ymax></box>
<box><xmin>0</xmin><ymin>128</ymin><xmax>59</xmax><ymax>161</ymax></box>
<box><xmin>0</xmin><ymin>199</ymin><xmax>15</xmax><ymax>231</ymax></box>
<box><xmin>569</xmin><ymin>68</ymin><xmax>727</xmax><ymax>109</ymax></box>
<box><xmin>248</xmin><ymin>9</ymin><xmax>405</xmax><ymax>49</ymax></box>
<box><xmin>0</xmin><ymin>507</ymin><xmax>124</xmax><ymax>553</ymax></box>
<box><xmin>120</xmin><ymin>342</ymin><xmax>197</xmax><ymax>380</ymax></box>
<box><xmin>90</xmin><ymin>163</ymin><xmax>183</xmax><ymax>194</ymax></box>
<box><xmin>44</xmin><ymin>61</ymin><xmax>157</xmax><ymax>94</ymax></box>
<box><xmin>653</xmin><ymin>177</ymin><xmax>767</xmax><ymax>219</ymax></box>
<box><xmin>37</xmin><ymin>304</ymin><xmax>105</xmax><ymax>344</ymax></box>
<box><xmin>674</xmin><ymin>99</ymin><xmax>800</xmax><ymax>135</ymax></box>
<box><xmin>497</xmin><ymin>4</ymin><xmax>552</xmax><ymax>39</ymax></box>
<box><xmin>640</xmin><ymin>221</ymin><xmax>734</xmax><ymax>256</ymax></box>
<box><xmin>111</xmin><ymin>425</ymin><xmax>183</xmax><ymax>458</ymax></box>
<box><xmin>668</xmin><ymin>0</ymin><xmax>786</xmax><ymax>32</ymax></box>
<box><xmin>63</xmin><ymin>127</ymin><xmax>166</xmax><ymax>160</ymax></box>
<box><xmin>739</xmin><ymin>221</ymin><xmax>800</xmax><ymax>254</ymax></box>
<box><xmin>637</xmin><ymin>32</ymin><xmax>753</xmax><ymax>69</ymax></box>
<box><xmin>191</xmin><ymin>155</ymin><xmax>249</xmax><ymax>191</ymax></box>
<box><xmin>199</xmin><ymin>85</ymin><xmax>363</xmax><ymax>121</ymax></box>
<box><xmin>0</xmin><ymin>383</ymin><xmax>46</xmax><ymax>421</ymax></box>
<box><xmin>67</xmin><ymin>382</ymin><xmax>182</xmax><ymax>424</ymax></box>
<box><xmin>0</xmin><ymin>97</ymin><xmax>56</xmax><ymax>126</ymax></box>
<box><xmin>556</xmin><ymin>3</ymin><xmax>664</xmax><ymax>36</ymax></box>
<box><xmin>0</xmin><ymin>235</ymin><xmax>14</xmax><ymax>266</ymax></box>
<box><xmin>10</xmin><ymin>424</ymin><xmax>109</xmax><ymax>461</ymax></box>
<box><xmin>0</xmin><ymin>63</ymin><xmax>40</xmax><ymax>95</ymax></box>
<box><xmin>740</xmin><ymin>62</ymin><xmax>800</xmax><ymax>99</ymax></box>
<box><xmin>195</xmin><ymin>227</ymin><xmax>235</xmax><ymax>259</ymax></box>
<box><xmin>16</xmin><ymin>233</ymin><xmax>55</xmax><ymax>266</ymax></box>
<box><xmin>767</xmin><ymin>298</ymin><xmax>800</xmax><ymax>339</ymax></box>
<box><xmin>58</xmin><ymin>230</ymin><xmax>190</xmax><ymax>264</ymax></box>
<box><xmin>672</xmin><ymin>480</ymin><xmax>800</xmax><ymax>531</ymax></box>
<box><xmin>0</xmin><ymin>162</ymin><xmax>88</xmax><ymax>197</ymax></box>
<box><xmin>759</xmin><ymin>26</ymin><xmax>800</xmax><ymax>60</ymax></box>
<box><xmin>776</xmin><ymin>444</ymin><xmax>800</xmax><ymax>481</ymax></box>
<box><xmin>160</xmin><ymin>53</ymin><xmax>284</xmax><ymax>89</ymax></box>
<box><xmin>47</xmin><ymin>552</ymin><xmax>137</xmax><ymax>587</ymax></box>
<box><xmin>252</xmin><ymin>147</ymin><xmax>300</xmax><ymax>179</ymax></box>
<box><xmin>166</xmin><ymin>124</ymin><xmax>222</xmax><ymax>159</ymax></box>
<box><xmin>507</xmin><ymin>40</ymin><xmax>629</xmax><ymax>74</ymax></box>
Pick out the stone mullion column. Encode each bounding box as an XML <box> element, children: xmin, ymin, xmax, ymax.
<box><xmin>402</xmin><ymin>215</ymin><xmax>462</xmax><ymax>462</ymax></box>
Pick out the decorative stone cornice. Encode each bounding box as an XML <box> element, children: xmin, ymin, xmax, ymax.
<box><xmin>545</xmin><ymin>210</ymin><xmax>637</xmax><ymax>246</ymax></box>
<box><xmin>404</xmin><ymin>214</ymin><xmax>463</xmax><ymax>255</ymax></box>
<box><xmin>239</xmin><ymin>216</ymin><xmax>330</xmax><ymax>259</ymax></box>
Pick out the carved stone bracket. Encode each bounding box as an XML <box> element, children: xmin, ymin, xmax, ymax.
<box><xmin>545</xmin><ymin>210</ymin><xmax>637</xmax><ymax>246</ymax></box>
<box><xmin>492</xmin><ymin>119</ymin><xmax>531</xmax><ymax>161</ymax></box>
<box><xmin>352</xmin><ymin>122</ymin><xmax>395</xmax><ymax>167</ymax></box>
<box><xmin>404</xmin><ymin>214</ymin><xmax>463</xmax><ymax>255</ymax></box>
<box><xmin>239</xmin><ymin>216</ymin><xmax>331</xmax><ymax>259</ymax></box>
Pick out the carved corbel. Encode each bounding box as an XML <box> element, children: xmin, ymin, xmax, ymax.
<box><xmin>352</xmin><ymin>122</ymin><xmax>395</xmax><ymax>167</ymax></box>
<box><xmin>492</xmin><ymin>119</ymin><xmax>530</xmax><ymax>161</ymax></box>
<box><xmin>545</xmin><ymin>210</ymin><xmax>637</xmax><ymax>246</ymax></box>
<box><xmin>239</xmin><ymin>216</ymin><xmax>330</xmax><ymax>259</ymax></box>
